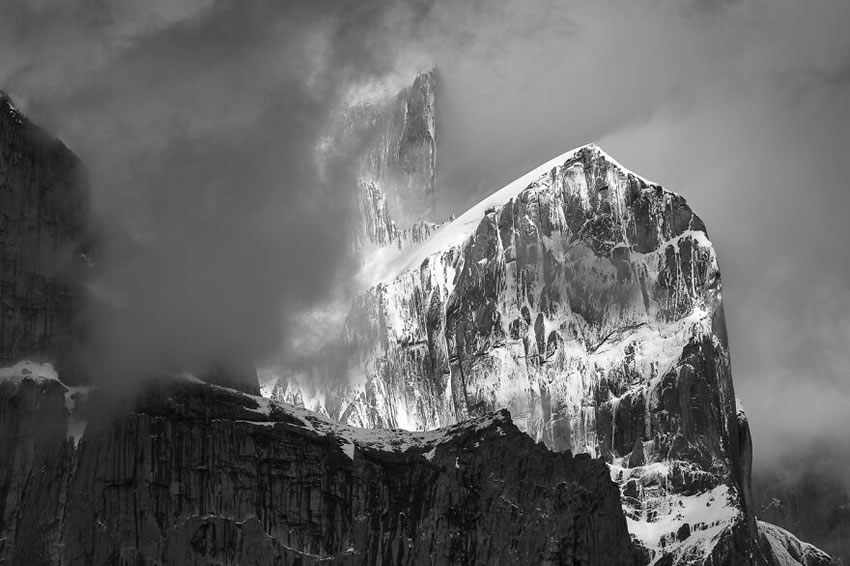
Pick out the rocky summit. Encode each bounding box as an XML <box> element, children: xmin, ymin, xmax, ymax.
<box><xmin>273</xmin><ymin>144</ymin><xmax>834</xmax><ymax>565</ymax></box>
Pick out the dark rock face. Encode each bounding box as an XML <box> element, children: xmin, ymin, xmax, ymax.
<box><xmin>753</xmin><ymin>461</ymin><xmax>849</xmax><ymax>565</ymax></box>
<box><xmin>0</xmin><ymin>371</ymin><xmax>634</xmax><ymax>566</ymax></box>
<box><xmin>0</xmin><ymin>368</ymin><xmax>70</xmax><ymax>563</ymax></box>
<box><xmin>0</xmin><ymin>93</ymin><xmax>89</xmax><ymax>367</ymax></box>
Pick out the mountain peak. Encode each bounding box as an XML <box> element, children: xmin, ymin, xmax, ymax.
<box><xmin>273</xmin><ymin>137</ymin><xmax>775</xmax><ymax>563</ymax></box>
<box><xmin>384</xmin><ymin>142</ymin><xmax>667</xmax><ymax>279</ymax></box>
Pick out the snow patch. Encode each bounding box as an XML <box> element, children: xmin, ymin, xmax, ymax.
<box><xmin>382</xmin><ymin>143</ymin><xmax>659</xmax><ymax>281</ymax></box>
<box><xmin>735</xmin><ymin>396</ymin><xmax>746</xmax><ymax>416</ymax></box>
<box><xmin>0</xmin><ymin>360</ymin><xmax>59</xmax><ymax>383</ymax></box>
<box><xmin>610</xmin><ymin>461</ymin><xmax>741</xmax><ymax>566</ymax></box>
<box><xmin>235</xmin><ymin>420</ymin><xmax>276</xmax><ymax>427</ymax></box>
<box><xmin>245</xmin><ymin>395</ymin><xmax>272</xmax><ymax>416</ymax></box>
<box><xmin>0</xmin><ymin>361</ymin><xmax>90</xmax><ymax>447</ymax></box>
<box><xmin>383</xmin><ymin>145</ymin><xmax>584</xmax><ymax>279</ymax></box>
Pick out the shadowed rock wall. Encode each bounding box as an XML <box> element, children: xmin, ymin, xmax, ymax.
<box><xmin>0</xmin><ymin>93</ymin><xmax>89</xmax><ymax>367</ymax></box>
<box><xmin>0</xmin><ymin>375</ymin><xmax>634</xmax><ymax>566</ymax></box>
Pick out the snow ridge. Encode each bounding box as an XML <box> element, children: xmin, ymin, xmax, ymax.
<box><xmin>384</xmin><ymin>143</ymin><xmax>661</xmax><ymax>279</ymax></box>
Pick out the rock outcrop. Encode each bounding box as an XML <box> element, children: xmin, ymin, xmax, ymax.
<box><xmin>0</xmin><ymin>363</ymin><xmax>634</xmax><ymax>565</ymax></box>
<box><xmin>273</xmin><ymin>144</ymin><xmax>833</xmax><ymax>565</ymax></box>
<box><xmin>758</xmin><ymin>522</ymin><xmax>834</xmax><ymax>566</ymax></box>
<box><xmin>358</xmin><ymin>182</ymin><xmax>445</xmax><ymax>249</ymax></box>
<box><xmin>0</xmin><ymin>93</ymin><xmax>89</xmax><ymax>367</ymax></box>
<box><xmin>328</xmin><ymin>71</ymin><xmax>437</xmax><ymax>250</ymax></box>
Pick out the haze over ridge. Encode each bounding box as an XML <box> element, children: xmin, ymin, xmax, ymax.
<box><xmin>2</xmin><ymin>0</ymin><xmax>848</xmax><ymax>486</ymax></box>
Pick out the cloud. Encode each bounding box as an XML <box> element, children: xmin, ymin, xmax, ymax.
<box><xmin>2</xmin><ymin>0</ymin><xmax>439</xmax><ymax>381</ymax></box>
<box><xmin>4</xmin><ymin>0</ymin><xmax>849</xmax><ymax>478</ymax></box>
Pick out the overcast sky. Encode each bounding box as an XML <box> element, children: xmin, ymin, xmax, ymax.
<box><xmin>2</xmin><ymin>0</ymin><xmax>849</xmax><ymax>477</ymax></box>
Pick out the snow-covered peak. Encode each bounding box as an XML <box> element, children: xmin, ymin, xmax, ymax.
<box><xmin>382</xmin><ymin>143</ymin><xmax>659</xmax><ymax>280</ymax></box>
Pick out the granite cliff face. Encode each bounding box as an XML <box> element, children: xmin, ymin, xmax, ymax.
<box><xmin>328</xmin><ymin>71</ymin><xmax>437</xmax><ymax>250</ymax></box>
<box><xmin>273</xmin><ymin>145</ymin><xmax>833</xmax><ymax>565</ymax></box>
<box><xmin>0</xmin><ymin>362</ymin><xmax>633</xmax><ymax>566</ymax></box>
<box><xmin>0</xmin><ymin>93</ymin><xmax>89</xmax><ymax>367</ymax></box>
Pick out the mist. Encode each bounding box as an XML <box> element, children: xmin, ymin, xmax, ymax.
<box><xmin>1</xmin><ymin>0</ymin><xmax>436</xmax><ymax>381</ymax></box>
<box><xmin>3</xmin><ymin>0</ymin><xmax>849</xmax><ymax>480</ymax></box>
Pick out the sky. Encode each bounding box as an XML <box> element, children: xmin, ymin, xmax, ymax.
<box><xmin>2</xmin><ymin>0</ymin><xmax>849</xmax><ymax>478</ymax></box>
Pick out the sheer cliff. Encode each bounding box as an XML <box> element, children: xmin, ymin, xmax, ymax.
<box><xmin>0</xmin><ymin>363</ymin><xmax>633</xmax><ymax>566</ymax></box>
<box><xmin>329</xmin><ymin>71</ymin><xmax>437</xmax><ymax>249</ymax></box>
<box><xmin>273</xmin><ymin>145</ymin><xmax>833</xmax><ymax>566</ymax></box>
<box><xmin>0</xmin><ymin>93</ymin><xmax>89</xmax><ymax>368</ymax></box>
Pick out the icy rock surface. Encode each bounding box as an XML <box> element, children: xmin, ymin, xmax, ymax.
<box><xmin>273</xmin><ymin>144</ymin><xmax>833</xmax><ymax>565</ymax></box>
<box><xmin>0</xmin><ymin>370</ymin><xmax>633</xmax><ymax>566</ymax></box>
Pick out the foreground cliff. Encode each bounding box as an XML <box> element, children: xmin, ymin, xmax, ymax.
<box><xmin>0</xmin><ymin>362</ymin><xmax>633</xmax><ymax>565</ymax></box>
<box><xmin>273</xmin><ymin>145</ymin><xmax>833</xmax><ymax>565</ymax></box>
<box><xmin>0</xmin><ymin>93</ymin><xmax>89</xmax><ymax>367</ymax></box>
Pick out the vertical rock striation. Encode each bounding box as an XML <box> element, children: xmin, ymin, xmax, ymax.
<box><xmin>0</xmin><ymin>93</ymin><xmax>89</xmax><ymax>367</ymax></box>
<box><xmin>0</xmin><ymin>364</ymin><xmax>70</xmax><ymax>565</ymax></box>
<box><xmin>328</xmin><ymin>71</ymin><xmax>437</xmax><ymax>250</ymax></box>
<box><xmin>0</xmin><ymin>367</ymin><xmax>634</xmax><ymax>566</ymax></box>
